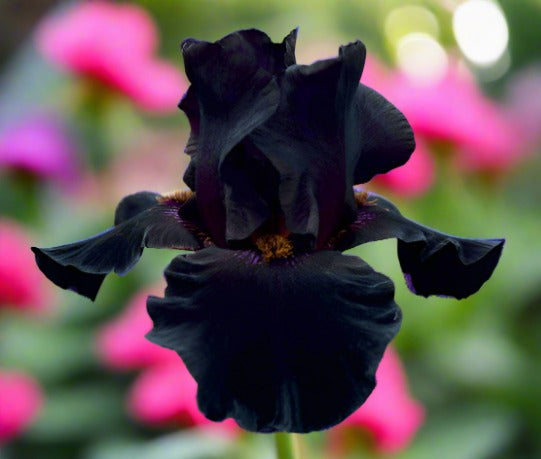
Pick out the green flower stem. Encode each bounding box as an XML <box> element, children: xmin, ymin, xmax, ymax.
<box><xmin>274</xmin><ymin>433</ymin><xmax>301</xmax><ymax>459</ymax></box>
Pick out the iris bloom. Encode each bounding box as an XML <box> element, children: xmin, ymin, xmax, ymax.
<box><xmin>33</xmin><ymin>29</ymin><xmax>504</xmax><ymax>433</ymax></box>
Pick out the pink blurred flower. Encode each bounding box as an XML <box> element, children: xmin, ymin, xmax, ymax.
<box><xmin>97</xmin><ymin>289</ymin><xmax>173</xmax><ymax>369</ymax></box>
<box><xmin>333</xmin><ymin>347</ymin><xmax>424</xmax><ymax>454</ymax></box>
<box><xmin>374</xmin><ymin>138</ymin><xmax>434</xmax><ymax>197</ymax></box>
<box><xmin>128</xmin><ymin>361</ymin><xmax>237</xmax><ymax>434</ymax></box>
<box><xmin>362</xmin><ymin>57</ymin><xmax>523</xmax><ymax>195</ymax></box>
<box><xmin>360</xmin><ymin>58</ymin><xmax>435</xmax><ymax>196</ymax></box>
<box><xmin>97</xmin><ymin>288</ymin><xmax>238</xmax><ymax>434</ymax></box>
<box><xmin>37</xmin><ymin>1</ymin><xmax>186</xmax><ymax>112</ymax></box>
<box><xmin>0</xmin><ymin>370</ymin><xmax>43</xmax><ymax>444</ymax></box>
<box><xmin>0</xmin><ymin>114</ymin><xmax>78</xmax><ymax>185</ymax></box>
<box><xmin>0</xmin><ymin>220</ymin><xmax>52</xmax><ymax>311</ymax></box>
<box><xmin>387</xmin><ymin>67</ymin><xmax>522</xmax><ymax>172</ymax></box>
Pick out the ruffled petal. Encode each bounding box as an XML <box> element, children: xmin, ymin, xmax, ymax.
<box><xmin>114</xmin><ymin>191</ymin><xmax>161</xmax><ymax>224</ymax></box>
<box><xmin>335</xmin><ymin>192</ymin><xmax>504</xmax><ymax>299</ymax></box>
<box><xmin>349</xmin><ymin>85</ymin><xmax>416</xmax><ymax>184</ymax></box>
<box><xmin>32</xmin><ymin>192</ymin><xmax>203</xmax><ymax>301</ymax></box>
<box><xmin>178</xmin><ymin>87</ymin><xmax>199</xmax><ymax>190</ymax></box>
<box><xmin>180</xmin><ymin>29</ymin><xmax>297</xmax><ymax>244</ymax></box>
<box><xmin>249</xmin><ymin>41</ymin><xmax>366</xmax><ymax>247</ymax></box>
<box><xmin>147</xmin><ymin>246</ymin><xmax>401</xmax><ymax>433</ymax></box>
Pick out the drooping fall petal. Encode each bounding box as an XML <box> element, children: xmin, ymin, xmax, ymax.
<box><xmin>32</xmin><ymin>191</ymin><xmax>203</xmax><ymax>300</ymax></box>
<box><xmin>337</xmin><ymin>192</ymin><xmax>504</xmax><ymax>299</ymax></box>
<box><xmin>147</xmin><ymin>246</ymin><xmax>401</xmax><ymax>433</ymax></box>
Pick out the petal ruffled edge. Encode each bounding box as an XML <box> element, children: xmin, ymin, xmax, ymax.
<box><xmin>248</xmin><ymin>41</ymin><xmax>367</xmax><ymax>246</ymax></box>
<box><xmin>179</xmin><ymin>29</ymin><xmax>304</xmax><ymax>244</ymax></box>
<box><xmin>334</xmin><ymin>192</ymin><xmax>504</xmax><ymax>299</ymax></box>
<box><xmin>349</xmin><ymin>85</ymin><xmax>416</xmax><ymax>184</ymax></box>
<box><xmin>32</xmin><ymin>191</ymin><xmax>204</xmax><ymax>301</ymax></box>
<box><xmin>147</xmin><ymin>246</ymin><xmax>401</xmax><ymax>433</ymax></box>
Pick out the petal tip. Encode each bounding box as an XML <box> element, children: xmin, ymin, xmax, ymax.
<box><xmin>31</xmin><ymin>246</ymin><xmax>102</xmax><ymax>301</ymax></box>
<box><xmin>181</xmin><ymin>38</ymin><xmax>200</xmax><ymax>53</ymax></box>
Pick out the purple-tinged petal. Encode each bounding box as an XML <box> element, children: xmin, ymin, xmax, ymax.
<box><xmin>32</xmin><ymin>191</ymin><xmax>204</xmax><ymax>301</ymax></box>
<box><xmin>335</xmin><ymin>192</ymin><xmax>504</xmax><ymax>299</ymax></box>
<box><xmin>147</xmin><ymin>246</ymin><xmax>401</xmax><ymax>433</ymax></box>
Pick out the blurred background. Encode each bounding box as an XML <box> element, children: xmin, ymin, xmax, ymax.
<box><xmin>1</xmin><ymin>0</ymin><xmax>540</xmax><ymax>458</ymax></box>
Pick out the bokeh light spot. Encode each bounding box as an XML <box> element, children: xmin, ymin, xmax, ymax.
<box><xmin>453</xmin><ymin>0</ymin><xmax>509</xmax><ymax>66</ymax></box>
<box><xmin>396</xmin><ymin>33</ymin><xmax>448</xmax><ymax>85</ymax></box>
<box><xmin>385</xmin><ymin>5</ymin><xmax>440</xmax><ymax>47</ymax></box>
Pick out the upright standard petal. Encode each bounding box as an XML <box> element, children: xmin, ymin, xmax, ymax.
<box><xmin>334</xmin><ymin>192</ymin><xmax>504</xmax><ymax>299</ymax></box>
<box><xmin>147</xmin><ymin>246</ymin><xmax>401</xmax><ymax>433</ymax></box>
<box><xmin>181</xmin><ymin>29</ymin><xmax>297</xmax><ymax>244</ymax></box>
<box><xmin>348</xmin><ymin>85</ymin><xmax>416</xmax><ymax>184</ymax></box>
<box><xmin>32</xmin><ymin>192</ymin><xmax>203</xmax><ymax>301</ymax></box>
<box><xmin>249</xmin><ymin>41</ymin><xmax>366</xmax><ymax>247</ymax></box>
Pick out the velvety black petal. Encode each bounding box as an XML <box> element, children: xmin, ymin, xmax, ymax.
<box><xmin>32</xmin><ymin>193</ymin><xmax>203</xmax><ymax>301</ymax></box>
<box><xmin>178</xmin><ymin>87</ymin><xmax>199</xmax><ymax>190</ymax></box>
<box><xmin>282</xmin><ymin>28</ymin><xmax>298</xmax><ymax>67</ymax></box>
<box><xmin>249</xmin><ymin>41</ymin><xmax>366</xmax><ymax>247</ymax></box>
<box><xmin>146</xmin><ymin>246</ymin><xmax>401</xmax><ymax>433</ymax></box>
<box><xmin>220</xmin><ymin>140</ymin><xmax>281</xmax><ymax>240</ymax></box>
<box><xmin>114</xmin><ymin>191</ymin><xmax>161</xmax><ymax>225</ymax></box>
<box><xmin>180</xmin><ymin>29</ymin><xmax>297</xmax><ymax>244</ymax></box>
<box><xmin>336</xmin><ymin>192</ymin><xmax>504</xmax><ymax>299</ymax></box>
<box><xmin>348</xmin><ymin>85</ymin><xmax>416</xmax><ymax>184</ymax></box>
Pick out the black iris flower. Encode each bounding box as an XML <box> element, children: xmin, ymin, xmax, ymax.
<box><xmin>32</xmin><ymin>29</ymin><xmax>504</xmax><ymax>434</ymax></box>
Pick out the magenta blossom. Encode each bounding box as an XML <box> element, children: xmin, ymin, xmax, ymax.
<box><xmin>390</xmin><ymin>68</ymin><xmax>520</xmax><ymax>172</ymax></box>
<box><xmin>0</xmin><ymin>115</ymin><xmax>78</xmax><ymax>186</ymax></box>
<box><xmin>364</xmin><ymin>57</ymin><xmax>522</xmax><ymax>175</ymax></box>
<box><xmin>336</xmin><ymin>347</ymin><xmax>424</xmax><ymax>453</ymax></box>
<box><xmin>0</xmin><ymin>370</ymin><xmax>43</xmax><ymax>444</ymax></box>
<box><xmin>373</xmin><ymin>138</ymin><xmax>434</xmax><ymax>197</ymax></box>
<box><xmin>97</xmin><ymin>288</ymin><xmax>173</xmax><ymax>369</ymax></box>
<box><xmin>97</xmin><ymin>288</ymin><xmax>238</xmax><ymax>434</ymax></box>
<box><xmin>37</xmin><ymin>1</ymin><xmax>186</xmax><ymax>112</ymax></box>
<box><xmin>0</xmin><ymin>220</ymin><xmax>51</xmax><ymax>311</ymax></box>
<box><xmin>128</xmin><ymin>361</ymin><xmax>238</xmax><ymax>433</ymax></box>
